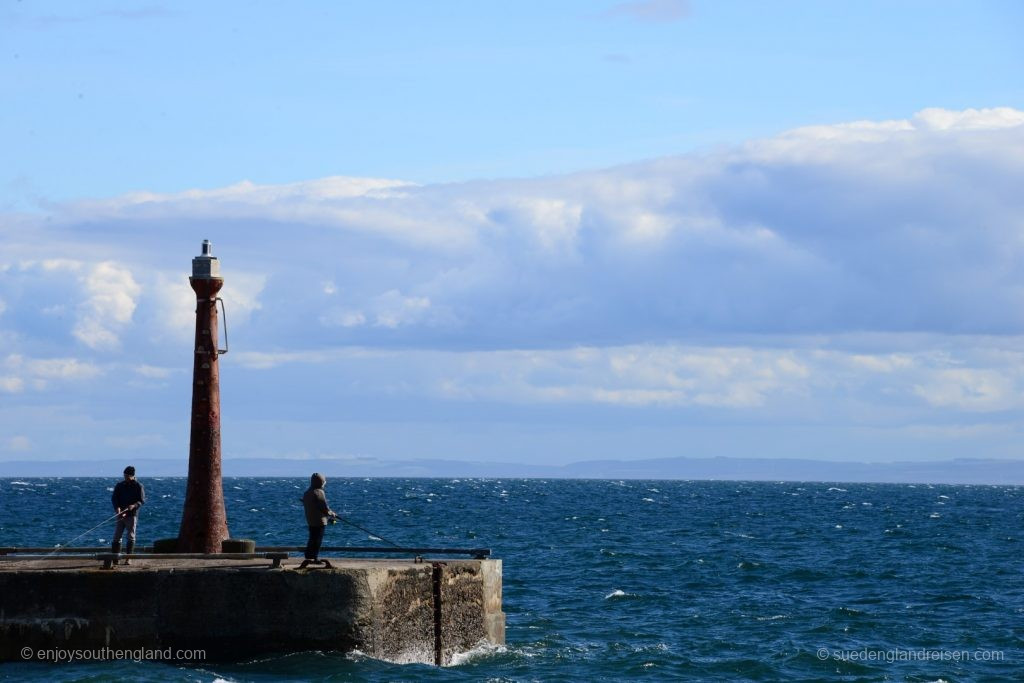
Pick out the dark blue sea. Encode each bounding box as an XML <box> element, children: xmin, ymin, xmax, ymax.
<box><xmin>1</xmin><ymin>477</ymin><xmax>1021</xmax><ymax>681</ymax></box>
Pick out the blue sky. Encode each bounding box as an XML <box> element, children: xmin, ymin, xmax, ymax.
<box><xmin>2</xmin><ymin>1</ymin><xmax>1023</xmax><ymax>468</ymax></box>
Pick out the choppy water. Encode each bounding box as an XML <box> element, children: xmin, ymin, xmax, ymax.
<box><xmin>1</xmin><ymin>477</ymin><xmax>1021</xmax><ymax>681</ymax></box>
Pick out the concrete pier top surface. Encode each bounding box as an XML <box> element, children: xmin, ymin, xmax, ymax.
<box><xmin>0</xmin><ymin>556</ymin><xmax>447</xmax><ymax>572</ymax></box>
<box><xmin>0</xmin><ymin>556</ymin><xmax>504</xmax><ymax>665</ymax></box>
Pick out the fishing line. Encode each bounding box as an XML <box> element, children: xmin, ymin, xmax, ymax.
<box><xmin>333</xmin><ymin>515</ymin><xmax>403</xmax><ymax>548</ymax></box>
<box><xmin>49</xmin><ymin>511</ymin><xmax>123</xmax><ymax>554</ymax></box>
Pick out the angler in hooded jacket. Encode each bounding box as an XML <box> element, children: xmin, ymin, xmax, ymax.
<box><xmin>301</xmin><ymin>472</ymin><xmax>336</xmax><ymax>562</ymax></box>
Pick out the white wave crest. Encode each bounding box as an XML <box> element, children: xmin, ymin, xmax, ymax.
<box><xmin>447</xmin><ymin>640</ymin><xmax>507</xmax><ymax>666</ymax></box>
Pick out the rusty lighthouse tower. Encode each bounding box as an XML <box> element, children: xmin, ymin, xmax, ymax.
<box><xmin>177</xmin><ymin>239</ymin><xmax>230</xmax><ymax>553</ymax></box>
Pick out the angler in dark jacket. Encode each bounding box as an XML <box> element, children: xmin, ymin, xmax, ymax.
<box><xmin>111</xmin><ymin>465</ymin><xmax>145</xmax><ymax>565</ymax></box>
<box><xmin>301</xmin><ymin>473</ymin><xmax>336</xmax><ymax>564</ymax></box>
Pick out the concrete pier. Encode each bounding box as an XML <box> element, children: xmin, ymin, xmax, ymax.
<box><xmin>0</xmin><ymin>556</ymin><xmax>504</xmax><ymax>665</ymax></box>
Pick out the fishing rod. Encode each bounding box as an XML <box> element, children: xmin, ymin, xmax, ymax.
<box><xmin>331</xmin><ymin>514</ymin><xmax>403</xmax><ymax>548</ymax></box>
<box><xmin>49</xmin><ymin>511</ymin><xmax>123</xmax><ymax>554</ymax></box>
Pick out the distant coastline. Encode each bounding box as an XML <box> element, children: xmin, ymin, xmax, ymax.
<box><xmin>0</xmin><ymin>456</ymin><xmax>1020</xmax><ymax>485</ymax></box>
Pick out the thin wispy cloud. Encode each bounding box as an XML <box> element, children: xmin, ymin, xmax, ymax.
<box><xmin>12</xmin><ymin>5</ymin><xmax>178</xmax><ymax>30</ymax></box>
<box><xmin>605</xmin><ymin>0</ymin><xmax>690</xmax><ymax>23</ymax></box>
<box><xmin>603</xmin><ymin>53</ymin><xmax>633</xmax><ymax>64</ymax></box>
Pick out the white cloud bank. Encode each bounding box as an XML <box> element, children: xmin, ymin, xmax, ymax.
<box><xmin>16</xmin><ymin>106</ymin><xmax>1019</xmax><ymax>350</ymax></box>
<box><xmin>230</xmin><ymin>340</ymin><xmax>1024</xmax><ymax>414</ymax></box>
<box><xmin>2</xmin><ymin>107</ymin><xmax>1023</xmax><ymax>460</ymax></box>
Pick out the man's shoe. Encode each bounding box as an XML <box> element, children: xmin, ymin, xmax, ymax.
<box><xmin>123</xmin><ymin>557</ymin><xmax>131</xmax><ymax>566</ymax></box>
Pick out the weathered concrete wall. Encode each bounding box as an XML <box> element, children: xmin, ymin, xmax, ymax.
<box><xmin>0</xmin><ymin>558</ymin><xmax>504</xmax><ymax>665</ymax></box>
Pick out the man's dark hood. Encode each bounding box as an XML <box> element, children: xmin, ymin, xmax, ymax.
<box><xmin>310</xmin><ymin>473</ymin><xmax>326</xmax><ymax>489</ymax></box>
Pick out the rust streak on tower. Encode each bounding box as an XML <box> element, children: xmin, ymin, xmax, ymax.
<box><xmin>177</xmin><ymin>239</ymin><xmax>230</xmax><ymax>553</ymax></box>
